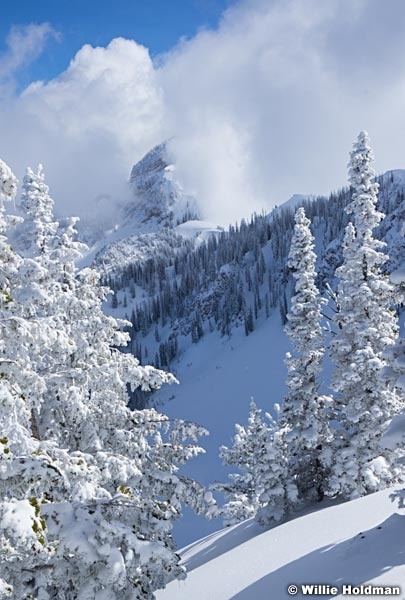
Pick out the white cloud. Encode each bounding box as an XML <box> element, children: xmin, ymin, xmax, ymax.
<box><xmin>0</xmin><ymin>37</ymin><xmax>165</xmax><ymax>220</ymax></box>
<box><xmin>3</xmin><ymin>2</ymin><xmax>405</xmax><ymax>226</ymax></box>
<box><xmin>0</xmin><ymin>23</ymin><xmax>59</xmax><ymax>91</ymax></box>
<box><xmin>159</xmin><ymin>0</ymin><xmax>405</xmax><ymax>223</ymax></box>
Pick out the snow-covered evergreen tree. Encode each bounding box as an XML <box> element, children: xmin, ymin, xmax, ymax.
<box><xmin>216</xmin><ymin>401</ymin><xmax>294</xmax><ymax>526</ymax></box>
<box><xmin>15</xmin><ymin>165</ymin><xmax>58</xmax><ymax>257</ymax></box>
<box><xmin>0</xmin><ymin>159</ymin><xmax>56</xmax><ymax>598</ymax></box>
<box><xmin>217</xmin><ymin>209</ymin><xmax>330</xmax><ymax>526</ymax></box>
<box><xmin>0</xmin><ymin>160</ymin><xmax>216</xmax><ymax>600</ymax></box>
<box><xmin>328</xmin><ymin>131</ymin><xmax>401</xmax><ymax>499</ymax></box>
<box><xmin>279</xmin><ymin>207</ymin><xmax>332</xmax><ymax>502</ymax></box>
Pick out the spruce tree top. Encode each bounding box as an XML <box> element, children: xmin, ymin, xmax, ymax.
<box><xmin>20</xmin><ymin>165</ymin><xmax>54</xmax><ymax>220</ymax></box>
<box><xmin>347</xmin><ymin>130</ymin><xmax>384</xmax><ymax>239</ymax></box>
<box><xmin>285</xmin><ymin>206</ymin><xmax>322</xmax><ymax>349</ymax></box>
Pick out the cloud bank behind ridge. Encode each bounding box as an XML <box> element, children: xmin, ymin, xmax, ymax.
<box><xmin>2</xmin><ymin>0</ymin><xmax>405</xmax><ymax>225</ymax></box>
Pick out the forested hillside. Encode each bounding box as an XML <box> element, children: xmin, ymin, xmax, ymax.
<box><xmin>97</xmin><ymin>144</ymin><xmax>405</xmax><ymax>405</ymax></box>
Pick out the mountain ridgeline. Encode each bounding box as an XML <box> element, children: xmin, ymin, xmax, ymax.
<box><xmin>96</xmin><ymin>144</ymin><xmax>405</xmax><ymax>406</ymax></box>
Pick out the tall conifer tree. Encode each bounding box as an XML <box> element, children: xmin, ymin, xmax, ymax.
<box><xmin>280</xmin><ymin>207</ymin><xmax>331</xmax><ymax>502</ymax></box>
<box><xmin>328</xmin><ymin>131</ymin><xmax>400</xmax><ymax>498</ymax></box>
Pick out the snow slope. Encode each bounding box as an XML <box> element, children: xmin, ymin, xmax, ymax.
<box><xmin>157</xmin><ymin>487</ymin><xmax>405</xmax><ymax>600</ymax></box>
<box><xmin>153</xmin><ymin>312</ymin><xmax>291</xmax><ymax>545</ymax></box>
<box><xmin>175</xmin><ymin>220</ymin><xmax>224</xmax><ymax>243</ymax></box>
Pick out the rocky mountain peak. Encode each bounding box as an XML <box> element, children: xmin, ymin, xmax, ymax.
<box><xmin>126</xmin><ymin>141</ymin><xmax>200</xmax><ymax>228</ymax></box>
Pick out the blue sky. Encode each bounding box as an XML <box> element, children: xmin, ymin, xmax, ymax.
<box><xmin>2</xmin><ymin>0</ymin><xmax>405</xmax><ymax>226</ymax></box>
<box><xmin>0</xmin><ymin>0</ymin><xmax>232</xmax><ymax>87</ymax></box>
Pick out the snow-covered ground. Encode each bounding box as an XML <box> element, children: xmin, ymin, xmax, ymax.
<box><xmin>157</xmin><ymin>487</ymin><xmax>405</xmax><ymax>600</ymax></box>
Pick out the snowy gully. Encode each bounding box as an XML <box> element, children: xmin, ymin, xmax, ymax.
<box><xmin>287</xmin><ymin>583</ymin><xmax>402</xmax><ymax>596</ymax></box>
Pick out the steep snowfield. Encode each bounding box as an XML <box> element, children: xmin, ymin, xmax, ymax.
<box><xmin>175</xmin><ymin>220</ymin><xmax>224</xmax><ymax>243</ymax></box>
<box><xmin>157</xmin><ymin>487</ymin><xmax>405</xmax><ymax>600</ymax></box>
<box><xmin>153</xmin><ymin>312</ymin><xmax>291</xmax><ymax>545</ymax></box>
